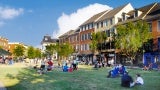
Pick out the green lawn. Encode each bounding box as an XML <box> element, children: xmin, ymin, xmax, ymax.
<box><xmin>0</xmin><ymin>63</ymin><xmax>160</xmax><ymax>90</ymax></box>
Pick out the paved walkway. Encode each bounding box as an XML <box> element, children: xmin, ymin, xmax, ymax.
<box><xmin>0</xmin><ymin>82</ymin><xmax>6</xmax><ymax>90</ymax></box>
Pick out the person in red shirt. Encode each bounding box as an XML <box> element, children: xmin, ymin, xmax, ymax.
<box><xmin>47</xmin><ymin>59</ymin><xmax>53</xmax><ymax>71</ymax></box>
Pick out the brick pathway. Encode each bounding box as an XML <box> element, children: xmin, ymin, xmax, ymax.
<box><xmin>0</xmin><ymin>82</ymin><xmax>6</xmax><ymax>90</ymax></box>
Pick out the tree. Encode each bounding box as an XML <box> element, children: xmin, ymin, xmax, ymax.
<box><xmin>90</xmin><ymin>31</ymin><xmax>107</xmax><ymax>55</ymax></box>
<box><xmin>13</xmin><ymin>45</ymin><xmax>25</xmax><ymax>58</ymax></box>
<box><xmin>34</xmin><ymin>48</ymin><xmax>41</xmax><ymax>58</ymax></box>
<box><xmin>27</xmin><ymin>46</ymin><xmax>35</xmax><ymax>59</ymax></box>
<box><xmin>115</xmin><ymin>20</ymin><xmax>152</xmax><ymax>63</ymax></box>
<box><xmin>57</xmin><ymin>43</ymin><xmax>74</xmax><ymax>59</ymax></box>
<box><xmin>45</xmin><ymin>44</ymin><xmax>57</xmax><ymax>58</ymax></box>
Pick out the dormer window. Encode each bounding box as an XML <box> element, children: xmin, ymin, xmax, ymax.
<box><xmin>134</xmin><ymin>9</ymin><xmax>142</xmax><ymax>17</ymax></box>
<box><xmin>45</xmin><ymin>37</ymin><xmax>48</xmax><ymax>41</ymax></box>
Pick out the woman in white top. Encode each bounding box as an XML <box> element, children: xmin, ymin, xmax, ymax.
<box><xmin>134</xmin><ymin>73</ymin><xmax>144</xmax><ymax>85</ymax></box>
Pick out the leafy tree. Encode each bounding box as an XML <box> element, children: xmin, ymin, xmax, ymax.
<box><xmin>27</xmin><ymin>46</ymin><xmax>35</xmax><ymax>59</ymax></box>
<box><xmin>115</xmin><ymin>20</ymin><xmax>152</xmax><ymax>63</ymax></box>
<box><xmin>56</xmin><ymin>43</ymin><xmax>73</xmax><ymax>60</ymax></box>
<box><xmin>13</xmin><ymin>45</ymin><xmax>25</xmax><ymax>57</ymax></box>
<box><xmin>45</xmin><ymin>44</ymin><xmax>57</xmax><ymax>58</ymax></box>
<box><xmin>90</xmin><ymin>31</ymin><xmax>107</xmax><ymax>55</ymax></box>
<box><xmin>34</xmin><ymin>48</ymin><xmax>41</xmax><ymax>58</ymax></box>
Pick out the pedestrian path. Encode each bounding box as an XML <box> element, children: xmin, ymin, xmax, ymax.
<box><xmin>0</xmin><ymin>82</ymin><xmax>6</xmax><ymax>90</ymax></box>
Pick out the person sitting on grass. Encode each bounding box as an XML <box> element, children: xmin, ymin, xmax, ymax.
<box><xmin>40</xmin><ymin>59</ymin><xmax>46</xmax><ymax>71</ymax></box>
<box><xmin>72</xmin><ymin>59</ymin><xmax>78</xmax><ymax>70</ymax></box>
<box><xmin>121</xmin><ymin>71</ymin><xmax>134</xmax><ymax>88</ymax></box>
<box><xmin>63</xmin><ymin>63</ymin><xmax>69</xmax><ymax>72</ymax></box>
<box><xmin>134</xmin><ymin>73</ymin><xmax>144</xmax><ymax>85</ymax></box>
<box><xmin>47</xmin><ymin>59</ymin><xmax>53</xmax><ymax>71</ymax></box>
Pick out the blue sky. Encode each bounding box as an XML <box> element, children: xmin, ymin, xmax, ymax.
<box><xmin>0</xmin><ymin>0</ymin><xmax>159</xmax><ymax>47</ymax></box>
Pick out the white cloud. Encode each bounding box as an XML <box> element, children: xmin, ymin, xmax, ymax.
<box><xmin>53</xmin><ymin>3</ymin><xmax>112</xmax><ymax>38</ymax></box>
<box><xmin>0</xmin><ymin>6</ymin><xmax>24</xmax><ymax>27</ymax></box>
<box><xmin>0</xmin><ymin>7</ymin><xmax>24</xmax><ymax>20</ymax></box>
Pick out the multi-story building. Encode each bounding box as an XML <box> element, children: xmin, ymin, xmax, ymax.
<box><xmin>141</xmin><ymin>3</ymin><xmax>160</xmax><ymax>67</ymax></box>
<box><xmin>57</xmin><ymin>2</ymin><xmax>160</xmax><ymax>67</ymax></box>
<box><xmin>79</xmin><ymin>3</ymin><xmax>134</xmax><ymax>63</ymax></box>
<box><xmin>94</xmin><ymin>3</ymin><xmax>134</xmax><ymax>62</ymax></box>
<box><xmin>59</xmin><ymin>30</ymin><xmax>75</xmax><ymax>44</ymax></box>
<box><xmin>67</xmin><ymin>29</ymin><xmax>80</xmax><ymax>58</ymax></box>
<box><xmin>79</xmin><ymin>10</ymin><xmax>108</xmax><ymax>61</ymax></box>
<box><xmin>116</xmin><ymin>2</ymin><xmax>160</xmax><ymax>67</ymax></box>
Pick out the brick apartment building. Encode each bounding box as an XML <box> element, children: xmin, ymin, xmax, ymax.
<box><xmin>58</xmin><ymin>2</ymin><xmax>160</xmax><ymax>67</ymax></box>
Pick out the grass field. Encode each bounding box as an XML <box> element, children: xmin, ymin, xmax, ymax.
<box><xmin>0</xmin><ymin>63</ymin><xmax>160</xmax><ymax>90</ymax></box>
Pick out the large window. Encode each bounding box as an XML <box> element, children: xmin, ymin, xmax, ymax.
<box><xmin>97</xmin><ymin>23</ymin><xmax>99</xmax><ymax>29</ymax></box>
<box><xmin>101</xmin><ymin>22</ymin><xmax>103</xmax><ymax>27</ymax></box>
<box><xmin>89</xmin><ymin>24</ymin><xmax>92</xmax><ymax>29</ymax></box>
<box><xmin>148</xmin><ymin>22</ymin><xmax>152</xmax><ymax>32</ymax></box>
<box><xmin>110</xmin><ymin>18</ymin><xmax>113</xmax><ymax>25</ymax></box>
<box><xmin>105</xmin><ymin>20</ymin><xmax>108</xmax><ymax>26</ymax></box>
<box><xmin>88</xmin><ymin>33</ymin><xmax>91</xmax><ymax>40</ymax></box>
<box><xmin>106</xmin><ymin>30</ymin><xmax>110</xmax><ymax>37</ymax></box>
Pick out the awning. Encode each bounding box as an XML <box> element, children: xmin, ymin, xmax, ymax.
<box><xmin>0</xmin><ymin>48</ymin><xmax>11</xmax><ymax>55</ymax></box>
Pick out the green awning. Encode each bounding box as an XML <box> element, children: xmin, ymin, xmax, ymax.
<box><xmin>0</xmin><ymin>48</ymin><xmax>11</xmax><ymax>55</ymax></box>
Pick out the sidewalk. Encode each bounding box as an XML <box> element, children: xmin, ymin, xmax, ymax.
<box><xmin>0</xmin><ymin>82</ymin><xmax>6</xmax><ymax>90</ymax></box>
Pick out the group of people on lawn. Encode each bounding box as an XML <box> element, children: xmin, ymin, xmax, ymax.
<box><xmin>121</xmin><ymin>72</ymin><xmax>144</xmax><ymax>87</ymax></box>
<box><xmin>107</xmin><ymin>64</ymin><xmax>126</xmax><ymax>78</ymax></box>
<box><xmin>107</xmin><ymin>64</ymin><xmax>144</xmax><ymax>88</ymax></box>
<box><xmin>37</xmin><ymin>58</ymin><xmax>54</xmax><ymax>74</ymax></box>
<box><xmin>37</xmin><ymin>58</ymin><xmax>78</xmax><ymax>74</ymax></box>
<box><xmin>62</xmin><ymin>59</ymin><xmax>78</xmax><ymax>72</ymax></box>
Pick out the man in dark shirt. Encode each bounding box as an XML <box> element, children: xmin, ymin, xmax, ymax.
<box><xmin>121</xmin><ymin>72</ymin><xmax>134</xmax><ymax>87</ymax></box>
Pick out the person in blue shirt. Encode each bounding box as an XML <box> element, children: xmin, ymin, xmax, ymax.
<box><xmin>63</xmin><ymin>63</ymin><xmax>69</xmax><ymax>72</ymax></box>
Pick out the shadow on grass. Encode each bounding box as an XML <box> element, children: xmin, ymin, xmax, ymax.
<box><xmin>4</xmin><ymin>65</ymin><xmax>160</xmax><ymax>90</ymax></box>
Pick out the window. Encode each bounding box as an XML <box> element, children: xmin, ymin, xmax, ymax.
<box><xmin>83</xmin><ymin>26</ymin><xmax>85</xmax><ymax>31</ymax></box>
<box><xmin>101</xmin><ymin>22</ymin><xmax>103</xmax><ymax>27</ymax></box>
<box><xmin>80</xmin><ymin>27</ymin><xmax>82</xmax><ymax>32</ymax></box>
<box><xmin>81</xmin><ymin>45</ymin><xmax>83</xmax><ymax>51</ymax></box>
<box><xmin>89</xmin><ymin>24</ymin><xmax>92</xmax><ymax>29</ymax></box>
<box><xmin>110</xmin><ymin>28</ymin><xmax>115</xmax><ymax>36</ymax></box>
<box><xmin>85</xmin><ymin>34</ymin><xmax>87</xmax><ymax>40</ymax></box>
<box><xmin>87</xmin><ymin>44</ymin><xmax>90</xmax><ymax>50</ymax></box>
<box><xmin>88</xmin><ymin>33</ymin><xmax>91</xmax><ymax>40</ymax></box>
<box><xmin>158</xmin><ymin>20</ymin><xmax>160</xmax><ymax>31</ymax></box>
<box><xmin>110</xmin><ymin>18</ymin><xmax>113</xmax><ymax>25</ymax></box>
<box><xmin>148</xmin><ymin>23</ymin><xmax>152</xmax><ymax>32</ymax></box>
<box><xmin>85</xmin><ymin>44</ymin><xmax>87</xmax><ymax>50</ymax></box>
<box><xmin>106</xmin><ymin>30</ymin><xmax>110</xmax><ymax>37</ymax></box>
<box><xmin>45</xmin><ymin>37</ymin><xmax>48</xmax><ymax>41</ymax></box>
<box><xmin>105</xmin><ymin>20</ymin><xmax>108</xmax><ymax>26</ymax></box>
<box><xmin>97</xmin><ymin>23</ymin><xmax>99</xmax><ymax>29</ymax></box>
<box><xmin>86</xmin><ymin>25</ymin><xmax>88</xmax><ymax>30</ymax></box>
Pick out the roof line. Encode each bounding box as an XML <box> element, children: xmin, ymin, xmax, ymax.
<box><xmin>142</xmin><ymin>3</ymin><xmax>158</xmax><ymax>19</ymax></box>
<box><xmin>94</xmin><ymin>10</ymin><xmax>110</xmax><ymax>22</ymax></box>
